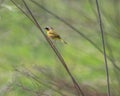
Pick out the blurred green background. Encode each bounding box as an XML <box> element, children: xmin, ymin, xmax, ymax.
<box><xmin>0</xmin><ymin>0</ymin><xmax>120</xmax><ymax>96</ymax></box>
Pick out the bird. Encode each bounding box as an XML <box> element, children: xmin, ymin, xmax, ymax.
<box><xmin>44</xmin><ymin>26</ymin><xmax>67</xmax><ymax>44</ymax></box>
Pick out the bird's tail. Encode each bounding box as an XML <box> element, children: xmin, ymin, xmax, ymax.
<box><xmin>61</xmin><ymin>39</ymin><xmax>68</xmax><ymax>44</ymax></box>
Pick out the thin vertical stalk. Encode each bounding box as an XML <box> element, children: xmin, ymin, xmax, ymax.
<box><xmin>95</xmin><ymin>0</ymin><xmax>111</xmax><ymax>96</ymax></box>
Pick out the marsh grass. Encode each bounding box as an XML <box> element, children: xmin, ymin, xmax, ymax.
<box><xmin>0</xmin><ymin>0</ymin><xmax>120</xmax><ymax>96</ymax></box>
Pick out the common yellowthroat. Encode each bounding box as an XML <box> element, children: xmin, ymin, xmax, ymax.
<box><xmin>44</xmin><ymin>26</ymin><xmax>67</xmax><ymax>44</ymax></box>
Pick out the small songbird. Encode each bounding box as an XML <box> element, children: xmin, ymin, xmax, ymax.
<box><xmin>44</xmin><ymin>26</ymin><xmax>67</xmax><ymax>44</ymax></box>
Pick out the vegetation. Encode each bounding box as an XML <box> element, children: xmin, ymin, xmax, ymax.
<box><xmin>0</xmin><ymin>0</ymin><xmax>120</xmax><ymax>96</ymax></box>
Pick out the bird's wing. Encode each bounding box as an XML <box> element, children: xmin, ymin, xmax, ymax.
<box><xmin>48</xmin><ymin>30</ymin><xmax>61</xmax><ymax>39</ymax></box>
<box><xmin>48</xmin><ymin>30</ymin><xmax>59</xmax><ymax>35</ymax></box>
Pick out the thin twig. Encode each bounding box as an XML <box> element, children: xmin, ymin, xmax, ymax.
<box><xmin>95</xmin><ymin>0</ymin><xmax>111</xmax><ymax>96</ymax></box>
<box><xmin>10</xmin><ymin>0</ymin><xmax>35</xmax><ymax>25</ymax></box>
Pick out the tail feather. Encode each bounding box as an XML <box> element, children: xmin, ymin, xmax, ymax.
<box><xmin>61</xmin><ymin>39</ymin><xmax>68</xmax><ymax>44</ymax></box>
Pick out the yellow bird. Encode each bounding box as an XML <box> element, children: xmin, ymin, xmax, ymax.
<box><xmin>44</xmin><ymin>26</ymin><xmax>67</xmax><ymax>44</ymax></box>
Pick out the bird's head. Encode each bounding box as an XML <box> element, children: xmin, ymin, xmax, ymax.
<box><xmin>44</xmin><ymin>26</ymin><xmax>53</xmax><ymax>31</ymax></box>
